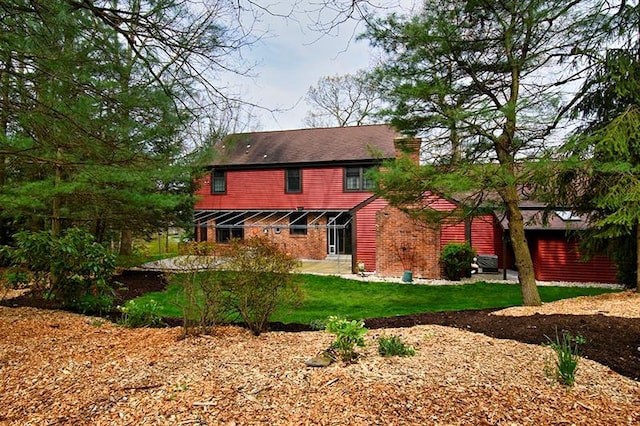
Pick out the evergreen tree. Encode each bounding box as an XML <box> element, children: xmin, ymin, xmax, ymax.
<box><xmin>558</xmin><ymin>1</ymin><xmax>640</xmax><ymax>288</ymax></box>
<box><xmin>0</xmin><ymin>0</ymin><xmax>245</xmax><ymax>246</ymax></box>
<box><xmin>362</xmin><ymin>0</ymin><xmax>598</xmax><ymax>305</ymax></box>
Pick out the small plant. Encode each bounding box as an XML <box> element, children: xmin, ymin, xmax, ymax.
<box><xmin>325</xmin><ymin>316</ymin><xmax>367</xmax><ymax>362</ymax></box>
<box><xmin>377</xmin><ymin>335</ymin><xmax>416</xmax><ymax>357</ymax></box>
<box><xmin>0</xmin><ymin>268</ymin><xmax>30</xmax><ymax>300</ymax></box>
<box><xmin>118</xmin><ymin>299</ymin><xmax>165</xmax><ymax>328</ymax></box>
<box><xmin>76</xmin><ymin>293</ymin><xmax>115</xmax><ymax>315</ymax></box>
<box><xmin>309</xmin><ymin>318</ymin><xmax>327</xmax><ymax>331</ymax></box>
<box><xmin>439</xmin><ymin>242</ymin><xmax>476</xmax><ymax>280</ymax></box>
<box><xmin>543</xmin><ymin>328</ymin><xmax>586</xmax><ymax>386</ymax></box>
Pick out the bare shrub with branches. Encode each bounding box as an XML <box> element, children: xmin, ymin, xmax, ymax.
<box><xmin>175</xmin><ymin>242</ymin><xmax>227</xmax><ymax>338</ymax></box>
<box><xmin>219</xmin><ymin>236</ymin><xmax>302</xmax><ymax>336</ymax></box>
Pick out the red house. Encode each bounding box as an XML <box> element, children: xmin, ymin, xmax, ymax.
<box><xmin>194</xmin><ymin>125</ymin><xmax>620</xmax><ymax>283</ymax></box>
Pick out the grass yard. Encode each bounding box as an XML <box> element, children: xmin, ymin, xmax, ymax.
<box><xmin>116</xmin><ymin>233</ymin><xmax>183</xmax><ymax>268</ymax></box>
<box><xmin>130</xmin><ymin>272</ymin><xmax>619</xmax><ymax>325</ymax></box>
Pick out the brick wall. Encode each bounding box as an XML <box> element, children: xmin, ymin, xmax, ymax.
<box><xmin>376</xmin><ymin>205</ymin><xmax>441</xmax><ymax>278</ymax></box>
<box><xmin>202</xmin><ymin>214</ymin><xmax>328</xmax><ymax>260</ymax></box>
<box><xmin>393</xmin><ymin>136</ymin><xmax>421</xmax><ymax>164</ymax></box>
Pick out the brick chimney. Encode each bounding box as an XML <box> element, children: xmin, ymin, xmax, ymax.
<box><xmin>393</xmin><ymin>136</ymin><xmax>421</xmax><ymax>164</ymax></box>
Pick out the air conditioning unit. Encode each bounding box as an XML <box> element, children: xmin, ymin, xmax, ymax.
<box><xmin>477</xmin><ymin>254</ymin><xmax>499</xmax><ymax>273</ymax></box>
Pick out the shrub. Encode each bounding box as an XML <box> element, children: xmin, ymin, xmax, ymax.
<box><xmin>543</xmin><ymin>328</ymin><xmax>586</xmax><ymax>386</ymax></box>
<box><xmin>1</xmin><ymin>228</ymin><xmax>117</xmax><ymax>313</ymax></box>
<box><xmin>439</xmin><ymin>242</ymin><xmax>476</xmax><ymax>280</ymax></box>
<box><xmin>76</xmin><ymin>293</ymin><xmax>115</xmax><ymax>315</ymax></box>
<box><xmin>377</xmin><ymin>335</ymin><xmax>416</xmax><ymax>357</ymax></box>
<box><xmin>218</xmin><ymin>236</ymin><xmax>302</xmax><ymax>336</ymax></box>
<box><xmin>325</xmin><ymin>316</ymin><xmax>367</xmax><ymax>362</ymax></box>
<box><xmin>118</xmin><ymin>299</ymin><xmax>165</xmax><ymax>328</ymax></box>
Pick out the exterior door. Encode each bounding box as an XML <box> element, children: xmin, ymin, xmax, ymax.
<box><xmin>327</xmin><ymin>215</ymin><xmax>352</xmax><ymax>255</ymax></box>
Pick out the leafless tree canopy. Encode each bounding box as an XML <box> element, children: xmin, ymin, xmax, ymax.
<box><xmin>304</xmin><ymin>71</ymin><xmax>384</xmax><ymax>127</ymax></box>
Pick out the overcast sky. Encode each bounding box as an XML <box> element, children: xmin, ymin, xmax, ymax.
<box><xmin>223</xmin><ymin>1</ymin><xmax>418</xmax><ymax>132</ymax></box>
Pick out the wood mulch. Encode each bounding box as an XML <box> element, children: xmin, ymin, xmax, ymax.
<box><xmin>1</xmin><ymin>287</ymin><xmax>639</xmax><ymax>425</ymax></box>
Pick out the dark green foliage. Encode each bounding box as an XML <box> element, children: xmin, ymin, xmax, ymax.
<box><xmin>377</xmin><ymin>335</ymin><xmax>416</xmax><ymax>357</ymax></box>
<box><xmin>359</xmin><ymin>0</ymin><xmax>598</xmax><ymax>305</ymax></box>
<box><xmin>218</xmin><ymin>236</ymin><xmax>302</xmax><ymax>336</ymax></box>
<box><xmin>439</xmin><ymin>243</ymin><xmax>476</xmax><ymax>281</ymax></box>
<box><xmin>0</xmin><ymin>0</ymin><xmax>200</xmax><ymax>242</ymax></box>
<box><xmin>555</xmin><ymin>3</ymin><xmax>640</xmax><ymax>288</ymax></box>
<box><xmin>1</xmin><ymin>227</ymin><xmax>116</xmax><ymax>313</ymax></box>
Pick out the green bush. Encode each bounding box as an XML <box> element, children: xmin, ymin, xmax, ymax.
<box><xmin>325</xmin><ymin>316</ymin><xmax>367</xmax><ymax>362</ymax></box>
<box><xmin>118</xmin><ymin>299</ymin><xmax>165</xmax><ymax>328</ymax></box>
<box><xmin>439</xmin><ymin>242</ymin><xmax>476</xmax><ymax>280</ymax></box>
<box><xmin>1</xmin><ymin>228</ymin><xmax>117</xmax><ymax>313</ymax></box>
<box><xmin>218</xmin><ymin>236</ymin><xmax>302</xmax><ymax>336</ymax></box>
<box><xmin>377</xmin><ymin>335</ymin><xmax>416</xmax><ymax>357</ymax></box>
<box><xmin>544</xmin><ymin>329</ymin><xmax>586</xmax><ymax>386</ymax></box>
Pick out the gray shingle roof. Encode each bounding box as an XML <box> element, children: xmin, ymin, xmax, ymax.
<box><xmin>211</xmin><ymin>124</ymin><xmax>401</xmax><ymax>167</ymax></box>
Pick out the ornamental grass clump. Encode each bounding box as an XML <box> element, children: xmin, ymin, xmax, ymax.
<box><xmin>377</xmin><ymin>335</ymin><xmax>416</xmax><ymax>357</ymax></box>
<box><xmin>325</xmin><ymin>316</ymin><xmax>367</xmax><ymax>362</ymax></box>
<box><xmin>544</xmin><ymin>328</ymin><xmax>586</xmax><ymax>387</ymax></box>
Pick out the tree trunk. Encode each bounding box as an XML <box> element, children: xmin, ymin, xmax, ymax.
<box><xmin>119</xmin><ymin>229</ymin><xmax>133</xmax><ymax>256</ymax></box>
<box><xmin>51</xmin><ymin>148</ymin><xmax>62</xmax><ymax>236</ymax></box>
<box><xmin>504</xmin><ymin>184</ymin><xmax>542</xmax><ymax>306</ymax></box>
<box><xmin>636</xmin><ymin>225</ymin><xmax>640</xmax><ymax>292</ymax></box>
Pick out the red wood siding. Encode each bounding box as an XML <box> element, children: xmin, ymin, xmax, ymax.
<box><xmin>195</xmin><ymin>167</ymin><xmax>374</xmax><ymax>210</ymax></box>
<box><xmin>531</xmin><ymin>235</ymin><xmax>619</xmax><ymax>284</ymax></box>
<box><xmin>440</xmin><ymin>215</ymin><xmax>504</xmax><ymax>262</ymax></box>
<box><xmin>354</xmin><ymin>198</ymin><xmax>388</xmax><ymax>272</ymax></box>
<box><xmin>471</xmin><ymin>215</ymin><xmax>503</xmax><ymax>259</ymax></box>
<box><xmin>441</xmin><ymin>220</ymin><xmax>466</xmax><ymax>245</ymax></box>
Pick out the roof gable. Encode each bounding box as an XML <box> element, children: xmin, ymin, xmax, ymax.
<box><xmin>212</xmin><ymin>124</ymin><xmax>401</xmax><ymax>168</ymax></box>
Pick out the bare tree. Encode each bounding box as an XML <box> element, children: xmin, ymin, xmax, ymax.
<box><xmin>304</xmin><ymin>71</ymin><xmax>383</xmax><ymax>127</ymax></box>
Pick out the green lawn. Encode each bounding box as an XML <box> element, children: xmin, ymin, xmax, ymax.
<box><xmin>116</xmin><ymin>234</ymin><xmax>182</xmax><ymax>268</ymax></box>
<box><xmin>129</xmin><ymin>272</ymin><xmax>620</xmax><ymax>325</ymax></box>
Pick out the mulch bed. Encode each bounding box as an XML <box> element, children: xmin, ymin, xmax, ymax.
<box><xmin>3</xmin><ymin>269</ymin><xmax>639</xmax><ymax>381</ymax></box>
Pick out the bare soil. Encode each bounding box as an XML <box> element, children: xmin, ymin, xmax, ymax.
<box><xmin>1</xmin><ymin>270</ymin><xmax>639</xmax><ymax>425</ymax></box>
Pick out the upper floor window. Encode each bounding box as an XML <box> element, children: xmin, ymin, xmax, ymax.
<box><xmin>344</xmin><ymin>166</ymin><xmax>375</xmax><ymax>192</ymax></box>
<box><xmin>211</xmin><ymin>169</ymin><xmax>226</xmax><ymax>194</ymax></box>
<box><xmin>289</xmin><ymin>212</ymin><xmax>307</xmax><ymax>235</ymax></box>
<box><xmin>285</xmin><ymin>168</ymin><xmax>302</xmax><ymax>193</ymax></box>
